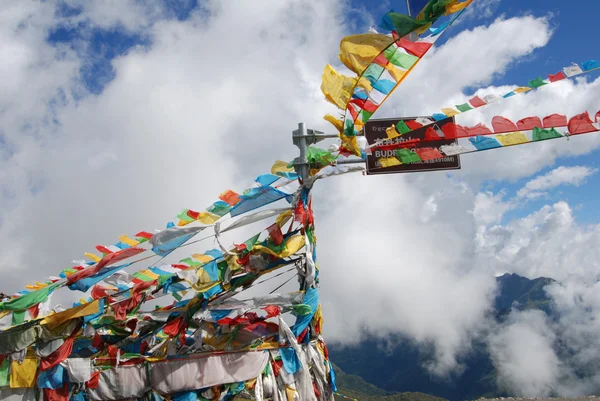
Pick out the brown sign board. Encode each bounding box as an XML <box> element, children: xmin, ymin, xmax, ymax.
<box><xmin>364</xmin><ymin>116</ymin><xmax>461</xmax><ymax>175</ymax></box>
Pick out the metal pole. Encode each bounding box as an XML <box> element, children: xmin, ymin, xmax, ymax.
<box><xmin>292</xmin><ymin>122</ymin><xmax>310</xmax><ymax>182</ymax></box>
<box><xmin>406</xmin><ymin>0</ymin><xmax>417</xmax><ymax>42</ymax></box>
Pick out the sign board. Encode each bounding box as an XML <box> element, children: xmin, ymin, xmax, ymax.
<box><xmin>364</xmin><ymin>116</ymin><xmax>461</xmax><ymax>175</ymax></box>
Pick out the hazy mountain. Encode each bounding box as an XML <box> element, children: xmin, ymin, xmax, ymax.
<box><xmin>329</xmin><ymin>274</ymin><xmax>555</xmax><ymax>401</ymax></box>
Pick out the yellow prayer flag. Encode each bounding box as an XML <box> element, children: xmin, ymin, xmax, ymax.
<box><xmin>140</xmin><ymin>269</ymin><xmax>160</xmax><ymax>280</ymax></box>
<box><xmin>441</xmin><ymin>108</ymin><xmax>461</xmax><ymax>117</ymax></box>
<box><xmin>445</xmin><ymin>0</ymin><xmax>472</xmax><ymax>14</ymax></box>
<box><xmin>324</xmin><ymin>114</ymin><xmax>344</xmax><ymax>133</ymax></box>
<box><xmin>271</xmin><ymin>160</ymin><xmax>295</xmax><ymax>176</ymax></box>
<box><xmin>192</xmin><ymin>253</ymin><xmax>214</xmax><ymax>264</ymax></box>
<box><xmin>340</xmin><ymin>135</ymin><xmax>362</xmax><ymax>157</ymax></box>
<box><xmin>286</xmin><ymin>386</ymin><xmax>296</xmax><ymax>401</ymax></box>
<box><xmin>514</xmin><ymin>86</ymin><xmax>532</xmax><ymax>93</ymax></box>
<box><xmin>321</xmin><ymin>65</ymin><xmax>357</xmax><ymax>110</ymax></box>
<box><xmin>276</xmin><ymin>210</ymin><xmax>293</xmax><ymax>228</ymax></box>
<box><xmin>84</xmin><ymin>252</ymin><xmax>101</xmax><ymax>263</ymax></box>
<box><xmin>42</xmin><ymin>299</ymin><xmax>101</xmax><ymax>330</ymax></box>
<box><xmin>385</xmin><ymin>63</ymin><xmax>407</xmax><ymax>82</ymax></box>
<box><xmin>191</xmin><ymin>268</ymin><xmax>219</xmax><ymax>292</ymax></box>
<box><xmin>496</xmin><ymin>132</ymin><xmax>529</xmax><ymax>146</ymax></box>
<box><xmin>339</xmin><ymin>34</ymin><xmax>395</xmax><ymax>75</ymax></box>
<box><xmin>254</xmin><ymin>235</ymin><xmax>305</xmax><ymax>258</ymax></box>
<box><xmin>10</xmin><ymin>358</ymin><xmax>38</xmax><ymax>388</ymax></box>
<box><xmin>386</xmin><ymin>125</ymin><xmax>400</xmax><ymax>139</ymax></box>
<box><xmin>196</xmin><ymin>212</ymin><xmax>219</xmax><ymax>225</ymax></box>
<box><xmin>379</xmin><ymin>157</ymin><xmax>401</xmax><ymax>168</ymax></box>
<box><xmin>245</xmin><ymin>378</ymin><xmax>257</xmax><ymax>390</ymax></box>
<box><xmin>118</xmin><ymin>235</ymin><xmax>139</xmax><ymax>247</ymax></box>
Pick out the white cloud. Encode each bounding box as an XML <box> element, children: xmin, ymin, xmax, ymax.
<box><xmin>517</xmin><ymin>165</ymin><xmax>597</xmax><ymax>199</ymax></box>
<box><xmin>489</xmin><ymin>310</ymin><xmax>561</xmax><ymax>397</ymax></box>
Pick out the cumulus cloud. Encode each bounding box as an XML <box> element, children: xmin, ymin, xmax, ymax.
<box><xmin>517</xmin><ymin>165</ymin><xmax>597</xmax><ymax>199</ymax></box>
<box><xmin>3</xmin><ymin>0</ymin><xmax>600</xmax><ymax>394</ymax></box>
<box><xmin>489</xmin><ymin>310</ymin><xmax>561</xmax><ymax>397</ymax></box>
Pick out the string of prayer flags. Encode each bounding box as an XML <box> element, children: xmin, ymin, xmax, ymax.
<box><xmin>370</xmin><ymin>110</ymin><xmax>600</xmax><ymax>170</ymax></box>
<box><xmin>435</xmin><ymin>61</ymin><xmax>600</xmax><ymax>120</ymax></box>
<box><xmin>321</xmin><ymin>4</ymin><xmax>472</xmax><ymax>157</ymax></box>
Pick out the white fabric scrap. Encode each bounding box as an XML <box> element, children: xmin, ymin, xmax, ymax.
<box><xmin>221</xmin><ymin>208</ymin><xmax>291</xmax><ymax>234</ymax></box>
<box><xmin>87</xmin><ymin>365</ymin><xmax>150</xmax><ymax>401</ymax></box>
<box><xmin>564</xmin><ymin>64</ymin><xmax>584</xmax><ymax>77</ymax></box>
<box><xmin>63</xmin><ymin>358</ymin><xmax>92</xmax><ymax>383</ymax></box>
<box><xmin>440</xmin><ymin>143</ymin><xmax>470</xmax><ymax>156</ymax></box>
<box><xmin>254</xmin><ymin>373</ymin><xmax>264</xmax><ymax>401</ymax></box>
<box><xmin>0</xmin><ymin>388</ymin><xmax>38</xmax><ymax>401</ymax></box>
<box><xmin>150</xmin><ymin>351</ymin><xmax>269</xmax><ymax>394</ymax></box>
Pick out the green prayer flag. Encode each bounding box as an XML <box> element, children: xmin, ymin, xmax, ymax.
<box><xmin>344</xmin><ymin>118</ymin><xmax>356</xmax><ymax>137</ymax></box>
<box><xmin>291</xmin><ymin>304</ymin><xmax>313</xmax><ymax>316</ymax></box>
<box><xmin>396</xmin><ymin>120</ymin><xmax>411</xmax><ymax>134</ymax></box>
<box><xmin>12</xmin><ymin>311</ymin><xmax>25</xmax><ymax>325</ymax></box>
<box><xmin>0</xmin><ymin>283</ymin><xmax>60</xmax><ymax>312</ymax></box>
<box><xmin>395</xmin><ymin>149</ymin><xmax>422</xmax><ymax>164</ymax></box>
<box><xmin>180</xmin><ymin>257</ymin><xmax>201</xmax><ymax>267</ymax></box>
<box><xmin>307</xmin><ymin>147</ymin><xmax>336</xmax><ymax>166</ymax></box>
<box><xmin>456</xmin><ymin>103</ymin><xmax>473</xmax><ymax>112</ymax></box>
<box><xmin>176</xmin><ymin>210</ymin><xmax>195</xmax><ymax>224</ymax></box>
<box><xmin>244</xmin><ymin>233</ymin><xmax>261</xmax><ymax>251</ymax></box>
<box><xmin>384</xmin><ymin>46</ymin><xmax>419</xmax><ymax>69</ymax></box>
<box><xmin>359</xmin><ymin>110</ymin><xmax>373</xmax><ymax>122</ymax></box>
<box><xmin>133</xmin><ymin>272</ymin><xmax>154</xmax><ymax>282</ymax></box>
<box><xmin>533</xmin><ymin>127</ymin><xmax>562</xmax><ymax>141</ymax></box>
<box><xmin>385</xmin><ymin>13</ymin><xmax>431</xmax><ymax>38</ymax></box>
<box><xmin>0</xmin><ymin>357</ymin><xmax>9</xmax><ymax>387</ymax></box>
<box><xmin>528</xmin><ymin>77</ymin><xmax>547</xmax><ymax>88</ymax></box>
<box><xmin>207</xmin><ymin>203</ymin><xmax>231</xmax><ymax>217</ymax></box>
<box><xmin>158</xmin><ymin>274</ymin><xmax>172</xmax><ymax>287</ymax></box>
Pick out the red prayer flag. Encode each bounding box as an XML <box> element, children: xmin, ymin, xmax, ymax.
<box><xmin>469</xmin><ymin>96</ymin><xmax>486</xmax><ymax>108</ymax></box>
<box><xmin>91</xmin><ymin>333</ymin><xmax>103</xmax><ymax>349</ymax></box>
<box><xmin>595</xmin><ymin>110</ymin><xmax>600</xmax><ymax>123</ymax></box>
<box><xmin>548</xmin><ymin>71</ymin><xmax>566</xmax><ymax>82</ymax></box>
<box><xmin>267</xmin><ymin>223</ymin><xmax>284</xmax><ymax>246</ymax></box>
<box><xmin>95</xmin><ymin>245</ymin><xmax>113</xmax><ymax>254</ymax></box>
<box><xmin>294</xmin><ymin>201</ymin><xmax>307</xmax><ymax>225</ymax></box>
<box><xmin>349</xmin><ymin>98</ymin><xmax>378</xmax><ymax>113</ymax></box>
<box><xmin>373</xmin><ymin>53</ymin><xmax>390</xmax><ymax>67</ymax></box>
<box><xmin>424</xmin><ymin>127</ymin><xmax>442</xmax><ymax>141</ymax></box>
<box><xmin>466</xmin><ymin>123</ymin><xmax>492</xmax><ymax>137</ymax></box>
<box><xmin>91</xmin><ymin>285</ymin><xmax>113</xmax><ymax>300</ymax></box>
<box><xmin>491</xmin><ymin>116</ymin><xmax>518</xmax><ymax>133</ymax></box>
<box><xmin>41</xmin><ymin>337</ymin><xmax>74</xmax><ymax>370</ymax></box>
<box><xmin>135</xmin><ymin>231</ymin><xmax>153</xmax><ymax>239</ymax></box>
<box><xmin>28</xmin><ymin>304</ymin><xmax>39</xmax><ymax>320</ymax></box>
<box><xmin>517</xmin><ymin>117</ymin><xmax>542</xmax><ymax>131</ymax></box>
<box><xmin>415</xmin><ymin>147</ymin><xmax>443</xmax><ymax>161</ymax></box>
<box><xmin>43</xmin><ymin>386</ymin><xmax>69</xmax><ymax>401</ymax></box>
<box><xmin>405</xmin><ymin>120</ymin><xmax>423</xmax><ymax>131</ymax></box>
<box><xmin>542</xmin><ymin>114</ymin><xmax>568</xmax><ymax>128</ymax></box>
<box><xmin>263</xmin><ymin>305</ymin><xmax>281</xmax><ymax>318</ymax></box>
<box><xmin>186</xmin><ymin>209</ymin><xmax>200</xmax><ymax>219</ymax></box>
<box><xmin>86</xmin><ymin>371</ymin><xmax>101</xmax><ymax>389</ymax></box>
<box><xmin>568</xmin><ymin>112</ymin><xmax>598</xmax><ymax>135</ymax></box>
<box><xmin>398</xmin><ymin>37</ymin><xmax>432</xmax><ymax>58</ymax></box>
<box><xmin>219</xmin><ymin>190</ymin><xmax>241</xmax><ymax>206</ymax></box>
<box><xmin>67</xmin><ymin>247</ymin><xmax>145</xmax><ymax>285</ymax></box>
<box><xmin>164</xmin><ymin>316</ymin><xmax>185</xmax><ymax>337</ymax></box>
<box><xmin>441</xmin><ymin>123</ymin><xmax>457</xmax><ymax>139</ymax></box>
